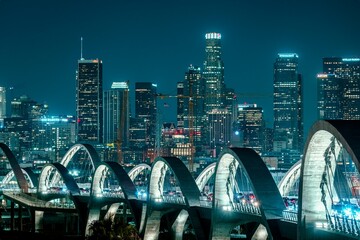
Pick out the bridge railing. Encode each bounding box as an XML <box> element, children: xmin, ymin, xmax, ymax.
<box><xmin>282</xmin><ymin>210</ymin><xmax>298</xmax><ymax>222</ymax></box>
<box><xmin>233</xmin><ymin>202</ymin><xmax>261</xmax><ymax>215</ymax></box>
<box><xmin>162</xmin><ymin>195</ymin><xmax>186</xmax><ymax>205</ymax></box>
<box><xmin>328</xmin><ymin>215</ymin><xmax>360</xmax><ymax>236</ymax></box>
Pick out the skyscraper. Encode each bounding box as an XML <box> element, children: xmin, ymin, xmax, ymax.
<box><xmin>208</xmin><ymin>108</ymin><xmax>231</xmax><ymax>157</ymax></box>
<box><xmin>103</xmin><ymin>82</ymin><xmax>129</xmax><ymax>148</ymax></box>
<box><xmin>182</xmin><ymin>65</ymin><xmax>205</xmax><ymax>148</ymax></box>
<box><xmin>135</xmin><ymin>82</ymin><xmax>157</xmax><ymax>151</ymax></box>
<box><xmin>318</xmin><ymin>57</ymin><xmax>360</xmax><ymax>120</ymax></box>
<box><xmin>0</xmin><ymin>87</ymin><xmax>6</xmax><ymax>126</ymax></box>
<box><xmin>176</xmin><ymin>82</ymin><xmax>185</xmax><ymax>129</ymax></box>
<box><xmin>203</xmin><ymin>32</ymin><xmax>225</xmax><ymax>112</ymax></box>
<box><xmin>273</xmin><ymin>53</ymin><xmax>303</xmax><ymax>153</ymax></box>
<box><xmin>76</xmin><ymin>59</ymin><xmax>103</xmax><ymax>143</ymax></box>
<box><xmin>237</xmin><ymin>103</ymin><xmax>264</xmax><ymax>154</ymax></box>
<box><xmin>317</xmin><ymin>73</ymin><xmax>342</xmax><ymax>120</ymax></box>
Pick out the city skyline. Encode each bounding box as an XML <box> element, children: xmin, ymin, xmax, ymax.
<box><xmin>1</xmin><ymin>0</ymin><xmax>360</xmax><ymax>135</ymax></box>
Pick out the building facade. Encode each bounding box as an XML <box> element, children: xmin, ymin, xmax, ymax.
<box><xmin>76</xmin><ymin>59</ymin><xmax>103</xmax><ymax>143</ymax></box>
<box><xmin>237</xmin><ymin>103</ymin><xmax>264</xmax><ymax>154</ymax></box>
<box><xmin>135</xmin><ymin>82</ymin><xmax>157</xmax><ymax>155</ymax></box>
<box><xmin>182</xmin><ymin>65</ymin><xmax>205</xmax><ymax>151</ymax></box>
<box><xmin>273</xmin><ymin>53</ymin><xmax>303</xmax><ymax>153</ymax></box>
<box><xmin>318</xmin><ymin>57</ymin><xmax>360</xmax><ymax>120</ymax></box>
<box><xmin>103</xmin><ymin>82</ymin><xmax>130</xmax><ymax>146</ymax></box>
<box><xmin>0</xmin><ymin>87</ymin><xmax>6</xmax><ymax>127</ymax></box>
<box><xmin>208</xmin><ymin>108</ymin><xmax>231</xmax><ymax>157</ymax></box>
<box><xmin>203</xmin><ymin>32</ymin><xmax>225</xmax><ymax>112</ymax></box>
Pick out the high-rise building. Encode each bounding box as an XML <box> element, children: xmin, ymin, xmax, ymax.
<box><xmin>237</xmin><ymin>103</ymin><xmax>263</xmax><ymax>154</ymax></box>
<box><xmin>203</xmin><ymin>32</ymin><xmax>225</xmax><ymax>112</ymax></box>
<box><xmin>0</xmin><ymin>87</ymin><xmax>6</xmax><ymax>126</ymax></box>
<box><xmin>182</xmin><ymin>65</ymin><xmax>205</xmax><ymax>149</ymax></box>
<box><xmin>135</xmin><ymin>82</ymin><xmax>157</xmax><ymax>151</ymax></box>
<box><xmin>32</xmin><ymin>116</ymin><xmax>76</xmax><ymax>161</ymax></box>
<box><xmin>318</xmin><ymin>57</ymin><xmax>360</xmax><ymax>120</ymax></box>
<box><xmin>76</xmin><ymin>59</ymin><xmax>103</xmax><ymax>143</ymax></box>
<box><xmin>317</xmin><ymin>73</ymin><xmax>342</xmax><ymax>120</ymax></box>
<box><xmin>273</xmin><ymin>53</ymin><xmax>303</xmax><ymax>153</ymax></box>
<box><xmin>208</xmin><ymin>108</ymin><xmax>231</xmax><ymax>157</ymax></box>
<box><xmin>3</xmin><ymin>96</ymin><xmax>48</xmax><ymax>153</ymax></box>
<box><xmin>103</xmin><ymin>82</ymin><xmax>130</xmax><ymax>147</ymax></box>
<box><xmin>176</xmin><ymin>82</ymin><xmax>185</xmax><ymax>129</ymax></box>
<box><xmin>225</xmin><ymin>88</ymin><xmax>237</xmax><ymax>127</ymax></box>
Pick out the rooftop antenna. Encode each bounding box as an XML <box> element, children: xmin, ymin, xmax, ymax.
<box><xmin>80</xmin><ymin>37</ymin><xmax>84</xmax><ymax>60</ymax></box>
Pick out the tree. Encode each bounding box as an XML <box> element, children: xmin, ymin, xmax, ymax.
<box><xmin>86</xmin><ymin>217</ymin><xmax>140</xmax><ymax>240</ymax></box>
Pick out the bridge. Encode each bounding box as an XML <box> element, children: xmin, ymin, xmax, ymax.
<box><xmin>0</xmin><ymin>120</ymin><xmax>359</xmax><ymax>239</ymax></box>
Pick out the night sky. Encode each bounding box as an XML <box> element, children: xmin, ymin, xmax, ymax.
<box><xmin>1</xmin><ymin>0</ymin><xmax>360</xmax><ymax>137</ymax></box>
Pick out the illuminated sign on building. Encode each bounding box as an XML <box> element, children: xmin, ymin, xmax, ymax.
<box><xmin>342</xmin><ymin>58</ymin><xmax>360</xmax><ymax>62</ymax></box>
<box><xmin>278</xmin><ymin>53</ymin><xmax>299</xmax><ymax>58</ymax></box>
<box><xmin>205</xmin><ymin>32</ymin><xmax>221</xmax><ymax>40</ymax></box>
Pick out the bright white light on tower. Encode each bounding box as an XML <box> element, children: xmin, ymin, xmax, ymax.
<box><xmin>205</xmin><ymin>32</ymin><xmax>221</xmax><ymax>39</ymax></box>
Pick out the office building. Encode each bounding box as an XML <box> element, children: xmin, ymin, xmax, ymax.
<box><xmin>0</xmin><ymin>87</ymin><xmax>6</xmax><ymax>126</ymax></box>
<box><xmin>32</xmin><ymin>116</ymin><xmax>76</xmax><ymax>161</ymax></box>
<box><xmin>318</xmin><ymin>57</ymin><xmax>360</xmax><ymax>120</ymax></box>
<box><xmin>103</xmin><ymin>82</ymin><xmax>130</xmax><ymax>147</ymax></box>
<box><xmin>208</xmin><ymin>108</ymin><xmax>231</xmax><ymax>157</ymax></box>
<box><xmin>182</xmin><ymin>65</ymin><xmax>205</xmax><ymax>149</ymax></box>
<box><xmin>237</xmin><ymin>103</ymin><xmax>263</xmax><ymax>154</ymax></box>
<box><xmin>76</xmin><ymin>58</ymin><xmax>103</xmax><ymax>143</ymax></box>
<box><xmin>176</xmin><ymin>82</ymin><xmax>185</xmax><ymax>129</ymax></box>
<box><xmin>203</xmin><ymin>32</ymin><xmax>225</xmax><ymax>112</ymax></box>
<box><xmin>3</xmin><ymin>96</ymin><xmax>48</xmax><ymax>153</ymax></box>
<box><xmin>135</xmin><ymin>82</ymin><xmax>157</xmax><ymax>151</ymax></box>
<box><xmin>273</xmin><ymin>53</ymin><xmax>303</xmax><ymax>153</ymax></box>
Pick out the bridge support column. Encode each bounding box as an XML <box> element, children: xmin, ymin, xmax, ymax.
<box><xmin>85</xmin><ymin>207</ymin><xmax>101</xmax><ymax>235</ymax></box>
<box><xmin>34</xmin><ymin>210</ymin><xmax>44</xmax><ymax>232</ymax></box>
<box><xmin>18</xmin><ymin>205</ymin><xmax>22</xmax><ymax>231</ymax></box>
<box><xmin>144</xmin><ymin>210</ymin><xmax>162</xmax><ymax>240</ymax></box>
<box><xmin>10</xmin><ymin>201</ymin><xmax>14</xmax><ymax>231</ymax></box>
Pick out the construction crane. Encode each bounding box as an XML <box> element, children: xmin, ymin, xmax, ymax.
<box><xmin>155</xmin><ymin>93</ymin><xmax>195</xmax><ymax>172</ymax></box>
<box><xmin>155</xmin><ymin>91</ymin><xmax>272</xmax><ymax>171</ymax></box>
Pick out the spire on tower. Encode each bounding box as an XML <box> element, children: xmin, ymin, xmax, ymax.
<box><xmin>80</xmin><ymin>37</ymin><xmax>85</xmax><ymax>60</ymax></box>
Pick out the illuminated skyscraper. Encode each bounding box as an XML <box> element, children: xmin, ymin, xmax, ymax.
<box><xmin>76</xmin><ymin>59</ymin><xmax>103</xmax><ymax>143</ymax></box>
<box><xmin>273</xmin><ymin>53</ymin><xmax>303</xmax><ymax>153</ymax></box>
<box><xmin>176</xmin><ymin>82</ymin><xmax>185</xmax><ymax>129</ymax></box>
<box><xmin>203</xmin><ymin>32</ymin><xmax>225</xmax><ymax>112</ymax></box>
<box><xmin>182</xmin><ymin>65</ymin><xmax>205</xmax><ymax>148</ymax></box>
<box><xmin>208</xmin><ymin>108</ymin><xmax>231</xmax><ymax>157</ymax></box>
<box><xmin>135</xmin><ymin>82</ymin><xmax>157</xmax><ymax>150</ymax></box>
<box><xmin>103</xmin><ymin>82</ymin><xmax>129</xmax><ymax>147</ymax></box>
<box><xmin>318</xmin><ymin>57</ymin><xmax>360</xmax><ymax>120</ymax></box>
<box><xmin>237</xmin><ymin>103</ymin><xmax>264</xmax><ymax>154</ymax></box>
<box><xmin>0</xmin><ymin>87</ymin><xmax>6</xmax><ymax>122</ymax></box>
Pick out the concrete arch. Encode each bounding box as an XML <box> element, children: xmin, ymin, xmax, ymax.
<box><xmin>50</xmin><ymin>143</ymin><xmax>101</xmax><ymax>186</ymax></box>
<box><xmin>91</xmin><ymin>161</ymin><xmax>137</xmax><ymax>200</ymax></box>
<box><xmin>149</xmin><ymin>156</ymin><xmax>201</xmax><ymax>206</ymax></box>
<box><xmin>145</xmin><ymin>156</ymin><xmax>205</xmax><ymax>240</ymax></box>
<box><xmin>211</xmin><ymin>148</ymin><xmax>285</xmax><ymax>240</ymax></box>
<box><xmin>298</xmin><ymin>120</ymin><xmax>360</xmax><ymax>237</ymax></box>
<box><xmin>86</xmin><ymin>161</ymin><xmax>141</xmax><ymax>235</ymax></box>
<box><xmin>196</xmin><ymin>162</ymin><xmax>216</xmax><ymax>192</ymax></box>
<box><xmin>60</xmin><ymin>143</ymin><xmax>101</xmax><ymax>168</ymax></box>
<box><xmin>128</xmin><ymin>163</ymin><xmax>151</xmax><ymax>182</ymax></box>
<box><xmin>1</xmin><ymin>167</ymin><xmax>37</xmax><ymax>190</ymax></box>
<box><xmin>278</xmin><ymin>160</ymin><xmax>301</xmax><ymax>197</ymax></box>
<box><xmin>38</xmin><ymin>162</ymin><xmax>80</xmax><ymax>196</ymax></box>
<box><xmin>0</xmin><ymin>143</ymin><xmax>28</xmax><ymax>193</ymax></box>
<box><xmin>170</xmin><ymin>163</ymin><xmax>216</xmax><ymax>240</ymax></box>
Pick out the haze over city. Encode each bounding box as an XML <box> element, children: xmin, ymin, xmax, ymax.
<box><xmin>1</xmin><ymin>0</ymin><xmax>360</xmax><ymax>134</ymax></box>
